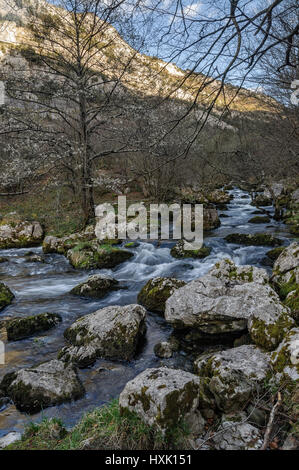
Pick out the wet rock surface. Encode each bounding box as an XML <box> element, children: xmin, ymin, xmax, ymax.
<box><xmin>4</xmin><ymin>313</ymin><xmax>62</xmax><ymax>341</ymax></box>
<box><xmin>70</xmin><ymin>274</ymin><xmax>119</xmax><ymax>299</ymax></box>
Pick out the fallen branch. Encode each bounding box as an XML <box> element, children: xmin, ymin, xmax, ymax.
<box><xmin>261</xmin><ymin>392</ymin><xmax>282</xmax><ymax>450</ymax></box>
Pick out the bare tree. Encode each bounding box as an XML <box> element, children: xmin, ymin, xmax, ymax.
<box><xmin>0</xmin><ymin>0</ymin><xmax>145</xmax><ymax>224</ymax></box>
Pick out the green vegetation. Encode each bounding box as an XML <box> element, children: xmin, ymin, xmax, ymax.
<box><xmin>248</xmin><ymin>216</ymin><xmax>271</xmax><ymax>224</ymax></box>
<box><xmin>5</xmin><ymin>399</ymin><xmax>191</xmax><ymax>450</ymax></box>
<box><xmin>5</xmin><ymin>313</ymin><xmax>62</xmax><ymax>341</ymax></box>
<box><xmin>0</xmin><ymin>282</ymin><xmax>15</xmax><ymax>311</ymax></box>
<box><xmin>225</xmin><ymin>233</ymin><xmax>282</xmax><ymax>246</ymax></box>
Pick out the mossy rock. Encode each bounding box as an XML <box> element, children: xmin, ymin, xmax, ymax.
<box><xmin>137</xmin><ymin>277</ymin><xmax>186</xmax><ymax>314</ymax></box>
<box><xmin>0</xmin><ymin>283</ymin><xmax>14</xmax><ymax>311</ymax></box>
<box><xmin>225</xmin><ymin>233</ymin><xmax>282</xmax><ymax>247</ymax></box>
<box><xmin>67</xmin><ymin>243</ymin><xmax>133</xmax><ymax>270</ymax></box>
<box><xmin>252</xmin><ymin>195</ymin><xmax>272</xmax><ymax>207</ymax></box>
<box><xmin>271</xmin><ymin>328</ymin><xmax>299</xmax><ymax>381</ymax></box>
<box><xmin>266</xmin><ymin>247</ymin><xmax>285</xmax><ymax>261</ymax></box>
<box><xmin>5</xmin><ymin>313</ymin><xmax>62</xmax><ymax>341</ymax></box>
<box><xmin>70</xmin><ymin>275</ymin><xmax>119</xmax><ymax>299</ymax></box>
<box><xmin>170</xmin><ymin>240</ymin><xmax>211</xmax><ymax>259</ymax></box>
<box><xmin>248</xmin><ymin>216</ymin><xmax>270</xmax><ymax>224</ymax></box>
<box><xmin>0</xmin><ymin>360</ymin><xmax>84</xmax><ymax>413</ymax></box>
<box><xmin>249</xmin><ymin>311</ymin><xmax>295</xmax><ymax>351</ymax></box>
<box><xmin>285</xmin><ymin>289</ymin><xmax>299</xmax><ymax>322</ymax></box>
<box><xmin>0</xmin><ymin>256</ymin><xmax>8</xmax><ymax>263</ymax></box>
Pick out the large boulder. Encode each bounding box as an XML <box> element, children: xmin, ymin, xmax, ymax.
<box><xmin>0</xmin><ymin>282</ymin><xmax>14</xmax><ymax>311</ymax></box>
<box><xmin>137</xmin><ymin>277</ymin><xmax>186</xmax><ymax>314</ymax></box>
<box><xmin>119</xmin><ymin>367</ymin><xmax>204</xmax><ymax>435</ymax></box>
<box><xmin>70</xmin><ymin>274</ymin><xmax>119</xmax><ymax>299</ymax></box>
<box><xmin>170</xmin><ymin>240</ymin><xmax>211</xmax><ymax>259</ymax></box>
<box><xmin>0</xmin><ymin>215</ymin><xmax>44</xmax><ymax>249</ymax></box>
<box><xmin>67</xmin><ymin>241</ymin><xmax>133</xmax><ymax>270</ymax></box>
<box><xmin>211</xmin><ymin>413</ymin><xmax>263</xmax><ymax>450</ymax></box>
<box><xmin>194</xmin><ymin>345</ymin><xmax>271</xmax><ymax>413</ymax></box>
<box><xmin>0</xmin><ymin>359</ymin><xmax>84</xmax><ymax>413</ymax></box>
<box><xmin>58</xmin><ymin>304</ymin><xmax>146</xmax><ymax>367</ymax></box>
<box><xmin>165</xmin><ymin>260</ymin><xmax>294</xmax><ymax>351</ymax></box>
<box><xmin>271</xmin><ymin>328</ymin><xmax>299</xmax><ymax>383</ymax></box>
<box><xmin>4</xmin><ymin>313</ymin><xmax>62</xmax><ymax>341</ymax></box>
<box><xmin>225</xmin><ymin>233</ymin><xmax>282</xmax><ymax>247</ymax></box>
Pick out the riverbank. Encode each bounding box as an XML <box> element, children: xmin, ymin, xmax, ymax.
<box><xmin>0</xmin><ymin>186</ymin><xmax>298</xmax><ymax>450</ymax></box>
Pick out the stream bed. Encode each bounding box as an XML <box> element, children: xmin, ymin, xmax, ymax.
<box><xmin>0</xmin><ymin>188</ymin><xmax>295</xmax><ymax>436</ymax></box>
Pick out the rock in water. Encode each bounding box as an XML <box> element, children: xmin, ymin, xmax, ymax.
<box><xmin>170</xmin><ymin>240</ymin><xmax>211</xmax><ymax>259</ymax></box>
<box><xmin>70</xmin><ymin>274</ymin><xmax>119</xmax><ymax>299</ymax></box>
<box><xmin>5</xmin><ymin>313</ymin><xmax>62</xmax><ymax>341</ymax></box>
<box><xmin>137</xmin><ymin>277</ymin><xmax>186</xmax><ymax>314</ymax></box>
<box><xmin>58</xmin><ymin>304</ymin><xmax>146</xmax><ymax>367</ymax></box>
<box><xmin>0</xmin><ymin>282</ymin><xmax>14</xmax><ymax>311</ymax></box>
<box><xmin>165</xmin><ymin>259</ymin><xmax>294</xmax><ymax>351</ymax></box>
<box><xmin>154</xmin><ymin>341</ymin><xmax>173</xmax><ymax>359</ymax></box>
<box><xmin>119</xmin><ymin>367</ymin><xmax>204</xmax><ymax>435</ymax></box>
<box><xmin>0</xmin><ymin>215</ymin><xmax>43</xmax><ymax>249</ymax></box>
<box><xmin>0</xmin><ymin>359</ymin><xmax>84</xmax><ymax>413</ymax></box>
<box><xmin>67</xmin><ymin>242</ymin><xmax>133</xmax><ymax>269</ymax></box>
<box><xmin>225</xmin><ymin>233</ymin><xmax>282</xmax><ymax>246</ymax></box>
<box><xmin>212</xmin><ymin>413</ymin><xmax>263</xmax><ymax>450</ymax></box>
<box><xmin>248</xmin><ymin>216</ymin><xmax>270</xmax><ymax>224</ymax></box>
<box><xmin>194</xmin><ymin>345</ymin><xmax>271</xmax><ymax>412</ymax></box>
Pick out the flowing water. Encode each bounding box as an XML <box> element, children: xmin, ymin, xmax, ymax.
<box><xmin>0</xmin><ymin>188</ymin><xmax>295</xmax><ymax>436</ymax></box>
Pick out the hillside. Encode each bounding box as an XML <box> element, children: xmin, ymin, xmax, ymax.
<box><xmin>0</xmin><ymin>0</ymin><xmax>279</xmax><ymax>120</ymax></box>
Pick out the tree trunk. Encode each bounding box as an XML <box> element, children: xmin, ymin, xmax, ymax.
<box><xmin>81</xmin><ymin>165</ymin><xmax>95</xmax><ymax>227</ymax></box>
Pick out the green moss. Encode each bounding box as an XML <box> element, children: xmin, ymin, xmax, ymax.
<box><xmin>225</xmin><ymin>233</ymin><xmax>282</xmax><ymax>247</ymax></box>
<box><xmin>250</xmin><ymin>312</ymin><xmax>294</xmax><ymax>351</ymax></box>
<box><xmin>6</xmin><ymin>313</ymin><xmax>62</xmax><ymax>341</ymax></box>
<box><xmin>248</xmin><ymin>216</ymin><xmax>271</xmax><ymax>224</ymax></box>
<box><xmin>137</xmin><ymin>278</ymin><xmax>186</xmax><ymax>313</ymax></box>
<box><xmin>228</xmin><ymin>268</ymin><xmax>254</xmax><ymax>282</ymax></box>
<box><xmin>266</xmin><ymin>247</ymin><xmax>285</xmax><ymax>261</ymax></box>
<box><xmin>170</xmin><ymin>241</ymin><xmax>211</xmax><ymax>259</ymax></box>
<box><xmin>279</xmin><ymin>273</ymin><xmax>298</xmax><ymax>300</ymax></box>
<box><xmin>0</xmin><ymin>283</ymin><xmax>14</xmax><ymax>311</ymax></box>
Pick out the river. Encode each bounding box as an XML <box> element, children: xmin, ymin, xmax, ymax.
<box><xmin>0</xmin><ymin>188</ymin><xmax>295</xmax><ymax>436</ymax></box>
